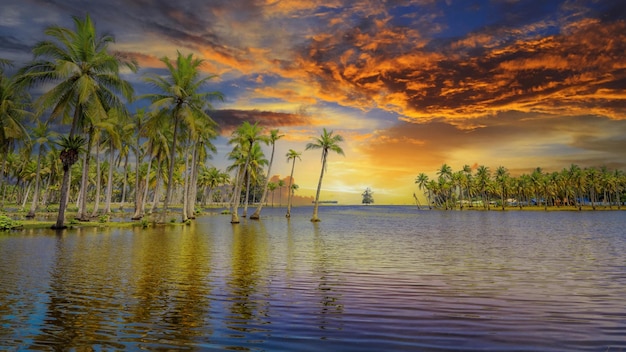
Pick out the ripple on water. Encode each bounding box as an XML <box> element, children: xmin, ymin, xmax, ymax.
<box><xmin>1</xmin><ymin>207</ymin><xmax>626</xmax><ymax>351</ymax></box>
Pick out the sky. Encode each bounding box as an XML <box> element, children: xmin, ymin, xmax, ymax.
<box><xmin>1</xmin><ymin>0</ymin><xmax>625</xmax><ymax>205</ymax></box>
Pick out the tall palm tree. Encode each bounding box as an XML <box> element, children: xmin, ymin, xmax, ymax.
<box><xmin>242</xmin><ymin>142</ymin><xmax>268</xmax><ymax>217</ymax></box>
<box><xmin>285</xmin><ymin>149</ymin><xmax>302</xmax><ymax>218</ymax></box>
<box><xmin>305</xmin><ymin>128</ymin><xmax>344</xmax><ymax>222</ymax></box>
<box><xmin>0</xmin><ymin>64</ymin><xmax>31</xmax><ymax>207</ymax></box>
<box><xmin>18</xmin><ymin>14</ymin><xmax>136</xmax><ymax>225</ymax></box>
<box><xmin>54</xmin><ymin>135</ymin><xmax>86</xmax><ymax>228</ymax></box>
<box><xmin>415</xmin><ymin>172</ymin><xmax>430</xmax><ymax>209</ymax></box>
<box><xmin>251</xmin><ymin>129</ymin><xmax>284</xmax><ymax>220</ymax></box>
<box><xmin>476</xmin><ymin>165</ymin><xmax>491</xmax><ymax>210</ymax></box>
<box><xmin>495</xmin><ymin>166</ymin><xmax>509</xmax><ymax>210</ymax></box>
<box><xmin>228</xmin><ymin>121</ymin><xmax>265</xmax><ymax>223</ymax></box>
<box><xmin>141</xmin><ymin>51</ymin><xmax>222</xmax><ymax>223</ymax></box>
<box><xmin>26</xmin><ymin>121</ymin><xmax>58</xmax><ymax>218</ymax></box>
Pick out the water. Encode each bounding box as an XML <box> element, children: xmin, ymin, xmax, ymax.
<box><xmin>1</xmin><ymin>206</ymin><xmax>625</xmax><ymax>351</ymax></box>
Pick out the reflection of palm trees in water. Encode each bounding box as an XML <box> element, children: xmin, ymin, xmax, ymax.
<box><xmin>31</xmin><ymin>228</ymin><xmax>126</xmax><ymax>349</ymax></box>
<box><xmin>312</xmin><ymin>223</ymin><xmax>345</xmax><ymax>332</ymax></box>
<box><xmin>226</xmin><ymin>221</ymin><xmax>271</xmax><ymax>336</ymax></box>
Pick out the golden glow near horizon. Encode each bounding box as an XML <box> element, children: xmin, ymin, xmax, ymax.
<box><xmin>1</xmin><ymin>1</ymin><xmax>625</xmax><ymax>204</ymax></box>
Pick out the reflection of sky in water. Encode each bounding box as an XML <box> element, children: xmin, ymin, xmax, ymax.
<box><xmin>1</xmin><ymin>207</ymin><xmax>625</xmax><ymax>351</ymax></box>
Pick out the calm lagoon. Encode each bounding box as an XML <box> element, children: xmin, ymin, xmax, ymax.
<box><xmin>1</xmin><ymin>206</ymin><xmax>625</xmax><ymax>351</ymax></box>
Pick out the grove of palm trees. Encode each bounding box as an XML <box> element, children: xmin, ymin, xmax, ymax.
<box><xmin>0</xmin><ymin>14</ymin><xmax>340</xmax><ymax>229</ymax></box>
<box><xmin>415</xmin><ymin>164</ymin><xmax>625</xmax><ymax>211</ymax></box>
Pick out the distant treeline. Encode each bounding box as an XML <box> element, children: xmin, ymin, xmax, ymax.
<box><xmin>415</xmin><ymin>164</ymin><xmax>624</xmax><ymax>210</ymax></box>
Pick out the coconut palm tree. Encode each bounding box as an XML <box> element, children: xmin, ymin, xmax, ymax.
<box><xmin>495</xmin><ymin>166</ymin><xmax>509</xmax><ymax>210</ymax></box>
<box><xmin>54</xmin><ymin>135</ymin><xmax>86</xmax><ymax>228</ymax></box>
<box><xmin>18</xmin><ymin>14</ymin><xmax>136</xmax><ymax>223</ymax></box>
<box><xmin>26</xmin><ymin>121</ymin><xmax>58</xmax><ymax>218</ymax></box>
<box><xmin>285</xmin><ymin>149</ymin><xmax>302</xmax><ymax>218</ymax></box>
<box><xmin>251</xmin><ymin>129</ymin><xmax>284</xmax><ymax>220</ymax></box>
<box><xmin>0</xmin><ymin>67</ymin><xmax>31</xmax><ymax>208</ymax></box>
<box><xmin>227</xmin><ymin>121</ymin><xmax>265</xmax><ymax>223</ymax></box>
<box><xmin>415</xmin><ymin>173</ymin><xmax>430</xmax><ymax>209</ymax></box>
<box><xmin>305</xmin><ymin>128</ymin><xmax>344</xmax><ymax>222</ymax></box>
<box><xmin>476</xmin><ymin>165</ymin><xmax>490</xmax><ymax>210</ymax></box>
<box><xmin>141</xmin><ymin>52</ymin><xmax>222</xmax><ymax>223</ymax></box>
<box><xmin>242</xmin><ymin>142</ymin><xmax>268</xmax><ymax>217</ymax></box>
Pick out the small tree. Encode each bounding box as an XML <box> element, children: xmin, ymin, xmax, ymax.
<box><xmin>362</xmin><ymin>187</ymin><xmax>374</xmax><ymax>205</ymax></box>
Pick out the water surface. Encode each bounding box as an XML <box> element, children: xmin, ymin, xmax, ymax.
<box><xmin>1</xmin><ymin>206</ymin><xmax>625</xmax><ymax>351</ymax></box>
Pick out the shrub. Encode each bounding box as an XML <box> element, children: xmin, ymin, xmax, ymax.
<box><xmin>0</xmin><ymin>215</ymin><xmax>22</xmax><ymax>230</ymax></box>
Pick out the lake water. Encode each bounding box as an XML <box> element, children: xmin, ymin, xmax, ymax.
<box><xmin>1</xmin><ymin>206</ymin><xmax>625</xmax><ymax>351</ymax></box>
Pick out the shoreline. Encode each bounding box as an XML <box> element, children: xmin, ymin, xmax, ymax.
<box><xmin>1</xmin><ymin>203</ymin><xmax>624</xmax><ymax>231</ymax></box>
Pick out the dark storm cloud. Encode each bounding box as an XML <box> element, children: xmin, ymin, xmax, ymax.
<box><xmin>211</xmin><ymin>109</ymin><xmax>309</xmax><ymax>135</ymax></box>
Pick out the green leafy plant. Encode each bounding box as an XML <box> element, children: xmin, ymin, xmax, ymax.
<box><xmin>0</xmin><ymin>215</ymin><xmax>22</xmax><ymax>230</ymax></box>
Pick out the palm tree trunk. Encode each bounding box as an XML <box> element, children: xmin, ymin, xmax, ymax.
<box><xmin>119</xmin><ymin>153</ymin><xmax>129</xmax><ymax>210</ymax></box>
<box><xmin>251</xmin><ymin>143</ymin><xmax>276</xmax><ymax>220</ymax></box>
<box><xmin>78</xmin><ymin>129</ymin><xmax>94</xmax><ymax>220</ymax></box>
<box><xmin>52</xmin><ymin>166</ymin><xmax>72</xmax><ymax>229</ymax></box>
<box><xmin>230</xmin><ymin>165</ymin><xmax>244</xmax><ymax>223</ymax></box>
<box><xmin>181</xmin><ymin>142</ymin><xmax>191</xmax><ymax>222</ymax></box>
<box><xmin>243</xmin><ymin>170</ymin><xmax>251</xmax><ymax>218</ymax></box>
<box><xmin>149</xmin><ymin>162</ymin><xmax>162</xmax><ymax>214</ymax></box>
<box><xmin>26</xmin><ymin>145</ymin><xmax>44</xmax><ymax>218</ymax></box>
<box><xmin>141</xmin><ymin>150</ymin><xmax>153</xmax><ymax>215</ymax></box>
<box><xmin>285</xmin><ymin>158</ymin><xmax>296</xmax><ymax>218</ymax></box>
<box><xmin>161</xmin><ymin>113</ymin><xmax>179</xmax><ymax>223</ymax></box>
<box><xmin>131</xmin><ymin>139</ymin><xmax>143</xmax><ymax>220</ymax></box>
<box><xmin>91</xmin><ymin>143</ymin><xmax>101</xmax><ymax>217</ymax></box>
<box><xmin>104</xmin><ymin>140</ymin><xmax>115</xmax><ymax>214</ymax></box>
<box><xmin>311</xmin><ymin>150</ymin><xmax>327</xmax><ymax>222</ymax></box>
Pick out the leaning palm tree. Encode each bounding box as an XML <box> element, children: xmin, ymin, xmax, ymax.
<box><xmin>18</xmin><ymin>14</ymin><xmax>136</xmax><ymax>224</ymax></box>
<box><xmin>305</xmin><ymin>128</ymin><xmax>344</xmax><ymax>222</ymax></box>
<box><xmin>141</xmin><ymin>51</ymin><xmax>222</xmax><ymax>223</ymax></box>
<box><xmin>415</xmin><ymin>173</ymin><xmax>430</xmax><ymax>209</ymax></box>
<box><xmin>285</xmin><ymin>149</ymin><xmax>301</xmax><ymax>218</ymax></box>
<box><xmin>250</xmin><ymin>129</ymin><xmax>283</xmax><ymax>220</ymax></box>
<box><xmin>54</xmin><ymin>135</ymin><xmax>86</xmax><ymax>229</ymax></box>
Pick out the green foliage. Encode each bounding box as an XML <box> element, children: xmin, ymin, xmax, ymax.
<box><xmin>140</xmin><ymin>218</ymin><xmax>149</xmax><ymax>228</ymax></box>
<box><xmin>0</xmin><ymin>215</ymin><xmax>22</xmax><ymax>230</ymax></box>
<box><xmin>98</xmin><ymin>215</ymin><xmax>109</xmax><ymax>223</ymax></box>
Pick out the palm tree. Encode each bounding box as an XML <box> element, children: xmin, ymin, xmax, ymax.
<box><xmin>495</xmin><ymin>166</ymin><xmax>509</xmax><ymax>210</ymax></box>
<box><xmin>54</xmin><ymin>135</ymin><xmax>86</xmax><ymax>228</ymax></box>
<box><xmin>277</xmin><ymin>179</ymin><xmax>286</xmax><ymax>207</ymax></box>
<box><xmin>228</xmin><ymin>121</ymin><xmax>265</xmax><ymax>223</ymax></box>
<box><xmin>141</xmin><ymin>51</ymin><xmax>222</xmax><ymax>223</ymax></box>
<box><xmin>251</xmin><ymin>129</ymin><xmax>284</xmax><ymax>220</ymax></box>
<box><xmin>268</xmin><ymin>182</ymin><xmax>277</xmax><ymax>206</ymax></box>
<box><xmin>305</xmin><ymin>128</ymin><xmax>344</xmax><ymax>222</ymax></box>
<box><xmin>0</xmin><ymin>63</ymin><xmax>31</xmax><ymax>208</ymax></box>
<box><xmin>26</xmin><ymin>121</ymin><xmax>58</xmax><ymax>218</ymax></box>
<box><xmin>476</xmin><ymin>165</ymin><xmax>490</xmax><ymax>210</ymax></box>
<box><xmin>415</xmin><ymin>173</ymin><xmax>430</xmax><ymax>209</ymax></box>
<box><xmin>18</xmin><ymin>14</ymin><xmax>136</xmax><ymax>223</ymax></box>
<box><xmin>285</xmin><ymin>149</ymin><xmax>302</xmax><ymax>218</ymax></box>
<box><xmin>242</xmin><ymin>142</ymin><xmax>268</xmax><ymax>217</ymax></box>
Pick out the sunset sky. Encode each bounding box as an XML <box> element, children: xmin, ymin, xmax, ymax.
<box><xmin>1</xmin><ymin>0</ymin><xmax>625</xmax><ymax>205</ymax></box>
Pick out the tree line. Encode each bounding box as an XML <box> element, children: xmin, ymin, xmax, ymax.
<box><xmin>0</xmin><ymin>14</ymin><xmax>344</xmax><ymax>228</ymax></box>
<box><xmin>415</xmin><ymin>164</ymin><xmax>625</xmax><ymax>211</ymax></box>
